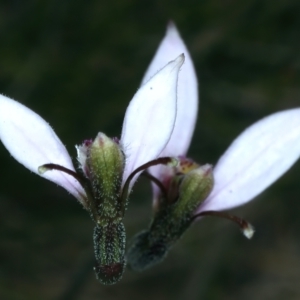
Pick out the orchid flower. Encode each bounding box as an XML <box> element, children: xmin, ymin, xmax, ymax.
<box><xmin>127</xmin><ymin>23</ymin><xmax>300</xmax><ymax>272</ymax></box>
<box><xmin>0</xmin><ymin>52</ymin><xmax>185</xmax><ymax>284</ymax></box>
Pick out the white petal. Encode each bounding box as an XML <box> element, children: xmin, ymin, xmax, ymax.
<box><xmin>198</xmin><ymin>108</ymin><xmax>300</xmax><ymax>213</ymax></box>
<box><xmin>142</xmin><ymin>22</ymin><xmax>198</xmax><ymax>157</ymax></box>
<box><xmin>144</xmin><ymin>23</ymin><xmax>198</xmax><ymax>202</ymax></box>
<box><xmin>121</xmin><ymin>54</ymin><xmax>185</xmax><ymax>186</ymax></box>
<box><xmin>0</xmin><ymin>94</ymin><xmax>86</xmax><ymax>203</ymax></box>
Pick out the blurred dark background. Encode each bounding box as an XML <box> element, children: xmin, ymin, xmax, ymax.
<box><xmin>1</xmin><ymin>0</ymin><xmax>300</xmax><ymax>299</ymax></box>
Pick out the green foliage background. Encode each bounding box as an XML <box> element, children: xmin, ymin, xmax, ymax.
<box><xmin>1</xmin><ymin>0</ymin><xmax>300</xmax><ymax>299</ymax></box>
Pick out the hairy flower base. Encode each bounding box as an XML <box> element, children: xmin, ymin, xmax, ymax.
<box><xmin>94</xmin><ymin>222</ymin><xmax>126</xmax><ymax>284</ymax></box>
<box><xmin>127</xmin><ymin>210</ymin><xmax>254</xmax><ymax>271</ymax></box>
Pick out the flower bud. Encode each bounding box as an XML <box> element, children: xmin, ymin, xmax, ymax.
<box><xmin>76</xmin><ymin>132</ymin><xmax>125</xmax><ymax>223</ymax></box>
<box><xmin>127</xmin><ymin>164</ymin><xmax>214</xmax><ymax>271</ymax></box>
<box><xmin>174</xmin><ymin>164</ymin><xmax>214</xmax><ymax>219</ymax></box>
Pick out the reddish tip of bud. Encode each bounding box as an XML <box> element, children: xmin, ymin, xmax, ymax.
<box><xmin>94</xmin><ymin>261</ymin><xmax>125</xmax><ymax>285</ymax></box>
<box><xmin>112</xmin><ymin>137</ymin><xmax>120</xmax><ymax>144</ymax></box>
<box><xmin>175</xmin><ymin>156</ymin><xmax>199</xmax><ymax>174</ymax></box>
<box><xmin>83</xmin><ymin>139</ymin><xmax>93</xmax><ymax>146</ymax></box>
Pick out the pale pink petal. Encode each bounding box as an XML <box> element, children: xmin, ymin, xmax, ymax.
<box><xmin>144</xmin><ymin>23</ymin><xmax>198</xmax><ymax>201</ymax></box>
<box><xmin>121</xmin><ymin>54</ymin><xmax>185</xmax><ymax>186</ymax></box>
<box><xmin>197</xmin><ymin>108</ymin><xmax>300</xmax><ymax>213</ymax></box>
<box><xmin>0</xmin><ymin>94</ymin><xmax>86</xmax><ymax>203</ymax></box>
<box><xmin>142</xmin><ymin>22</ymin><xmax>198</xmax><ymax>158</ymax></box>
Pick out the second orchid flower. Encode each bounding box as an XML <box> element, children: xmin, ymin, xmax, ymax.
<box><xmin>127</xmin><ymin>23</ymin><xmax>300</xmax><ymax>271</ymax></box>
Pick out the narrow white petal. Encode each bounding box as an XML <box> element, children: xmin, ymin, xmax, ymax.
<box><xmin>143</xmin><ymin>23</ymin><xmax>198</xmax><ymax>203</ymax></box>
<box><xmin>198</xmin><ymin>108</ymin><xmax>300</xmax><ymax>213</ymax></box>
<box><xmin>121</xmin><ymin>54</ymin><xmax>185</xmax><ymax>186</ymax></box>
<box><xmin>0</xmin><ymin>94</ymin><xmax>86</xmax><ymax>203</ymax></box>
<box><xmin>142</xmin><ymin>22</ymin><xmax>198</xmax><ymax>158</ymax></box>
